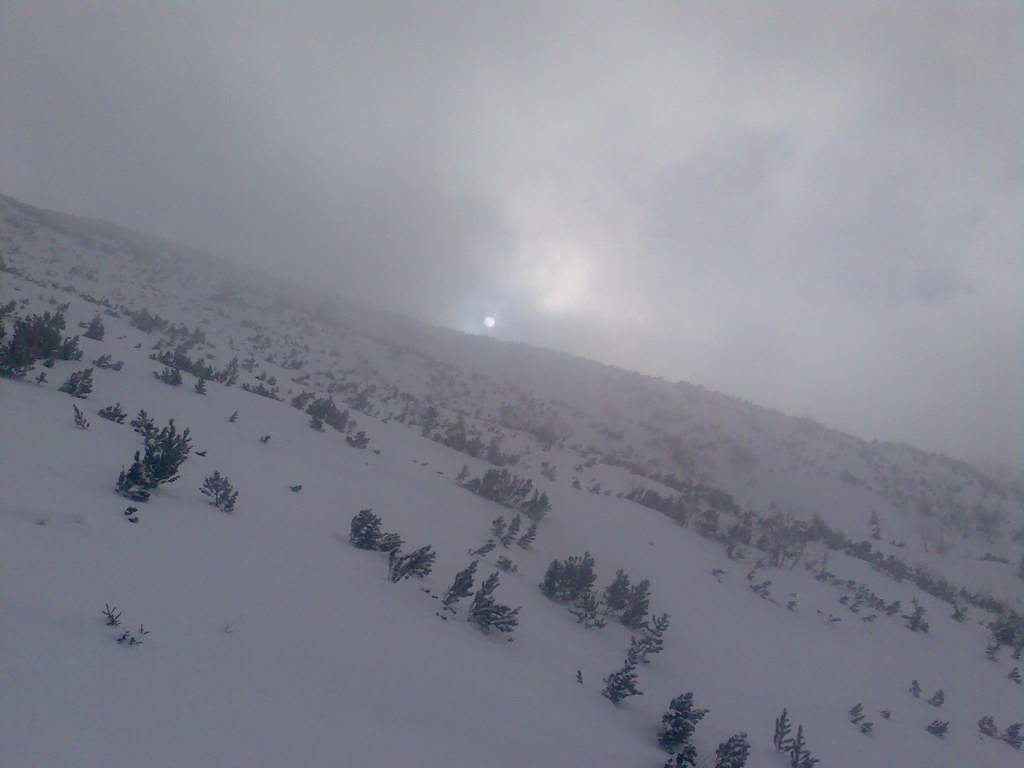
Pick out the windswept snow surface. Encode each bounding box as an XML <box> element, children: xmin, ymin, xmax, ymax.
<box><xmin>1</xmin><ymin>194</ymin><xmax>1021</xmax><ymax>767</ymax></box>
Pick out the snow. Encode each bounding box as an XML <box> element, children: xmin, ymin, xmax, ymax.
<box><xmin>1</xmin><ymin>193</ymin><xmax>1021</xmax><ymax>767</ymax></box>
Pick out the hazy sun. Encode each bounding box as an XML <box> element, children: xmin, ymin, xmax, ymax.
<box><xmin>483</xmin><ymin>316</ymin><xmax>496</xmax><ymax>328</ymax></box>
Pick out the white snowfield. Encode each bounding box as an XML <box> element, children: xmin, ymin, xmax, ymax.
<box><xmin>1</xmin><ymin>194</ymin><xmax>1020</xmax><ymax>767</ymax></box>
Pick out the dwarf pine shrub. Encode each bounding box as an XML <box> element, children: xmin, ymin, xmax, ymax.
<box><xmin>59</xmin><ymin>368</ymin><xmax>94</xmax><ymax>398</ymax></box>
<box><xmin>200</xmin><ymin>471</ymin><xmax>238</xmax><ymax>513</ymax></box>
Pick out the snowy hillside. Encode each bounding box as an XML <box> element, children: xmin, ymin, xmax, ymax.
<box><xmin>1</xmin><ymin>193</ymin><xmax>1022</xmax><ymax>767</ymax></box>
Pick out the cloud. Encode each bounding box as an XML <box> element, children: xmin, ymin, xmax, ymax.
<box><xmin>0</xmin><ymin>2</ymin><xmax>1020</xmax><ymax>464</ymax></box>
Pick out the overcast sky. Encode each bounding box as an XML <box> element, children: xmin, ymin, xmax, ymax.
<box><xmin>2</xmin><ymin>2</ymin><xmax>1021</xmax><ymax>466</ymax></box>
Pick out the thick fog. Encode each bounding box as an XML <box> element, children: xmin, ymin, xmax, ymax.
<box><xmin>1</xmin><ymin>3</ymin><xmax>1020</xmax><ymax>465</ymax></box>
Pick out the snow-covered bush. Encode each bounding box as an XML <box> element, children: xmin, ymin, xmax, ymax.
<box><xmin>116</xmin><ymin>418</ymin><xmax>192</xmax><ymax>501</ymax></box>
<box><xmin>200</xmin><ymin>471</ymin><xmax>238</xmax><ymax>513</ymax></box>
<box><xmin>442</xmin><ymin>560</ymin><xmax>478</xmax><ymax>610</ymax></box>
<box><xmin>102</xmin><ymin>604</ymin><xmax>121</xmax><ymax>626</ymax></box>
<box><xmin>116</xmin><ymin>625</ymin><xmax>149</xmax><ymax>646</ymax></box>
<box><xmin>59</xmin><ymin>368</ymin><xmax>93</xmax><ymax>398</ymax></box>
<box><xmin>773</xmin><ymin>708</ymin><xmax>792</xmax><ymax>751</ymax></box>
<box><xmin>350</xmin><ymin>509</ymin><xmax>383</xmax><ymax>549</ymax></box>
<box><xmin>387</xmin><ymin>545</ymin><xmax>436</xmax><ymax>582</ymax></box>
<box><xmin>345</xmin><ymin>430</ymin><xmax>370</xmax><ymax>449</ymax></box>
<box><xmin>516</xmin><ymin>521</ymin><xmax>538</xmax><ymax>549</ymax></box>
<box><xmin>539</xmin><ymin>552</ymin><xmax>596</xmax><ymax>604</ymax></box>
<box><xmin>462</xmin><ymin>468</ymin><xmax>549</xmax><ymax>519</ymax></box>
<box><xmin>564</xmin><ymin>591</ymin><xmax>601</xmax><ymax>629</ymax></box>
<box><xmin>632</xmin><ymin>613</ymin><xmax>670</xmax><ymax>663</ymax></box>
<box><xmin>305</xmin><ymin>396</ymin><xmax>349</xmax><ymax>432</ymax></box>
<box><xmin>499</xmin><ymin>514</ymin><xmax>521</xmax><ymax>547</ymax></box>
<box><xmin>241</xmin><ymin>381</ymin><xmax>281</xmax><ymax>400</ymax></box>
<box><xmin>212</xmin><ymin>356</ymin><xmax>239</xmax><ymax>386</ymax></box>
<box><xmin>92</xmin><ymin>353</ymin><xmax>123</xmax><ymax>371</ymax></box>
<box><xmin>658</xmin><ymin>692</ymin><xmax>707</xmax><ymax>759</ymax></box>
<box><xmin>0</xmin><ymin>310</ymin><xmax>81</xmax><ymax>378</ymax></box>
<box><xmin>714</xmin><ymin>733</ymin><xmax>750</xmax><ymax>768</ymax></box>
<box><xmin>926</xmin><ymin>720</ymin><xmax>949</xmax><ymax>738</ymax></box>
<box><xmin>72</xmin><ymin>404</ymin><xmax>89</xmax><ymax>429</ymax></box>
<box><xmin>83</xmin><ymin>314</ymin><xmax>104</xmax><ymax>341</ymax></box>
<box><xmin>903</xmin><ymin>597</ymin><xmax>929</xmax><ymax>633</ymax></box>
<box><xmin>98</xmin><ymin>402</ymin><xmax>127</xmax><ymax>423</ymax></box>
<box><xmin>153</xmin><ymin>366</ymin><xmax>183</xmax><ymax>386</ymax></box>
<box><xmin>466</xmin><ymin>571</ymin><xmax>519</xmax><ymax>635</ymax></box>
<box><xmin>601</xmin><ymin>649</ymin><xmax>643</xmax><ymax>705</ymax></box>
<box><xmin>1004</xmin><ymin>723</ymin><xmax>1024</xmax><ymax>749</ymax></box>
<box><xmin>787</xmin><ymin>724</ymin><xmax>820</xmax><ymax>767</ymax></box>
<box><xmin>978</xmin><ymin>716</ymin><xmax>999</xmax><ymax>737</ymax></box>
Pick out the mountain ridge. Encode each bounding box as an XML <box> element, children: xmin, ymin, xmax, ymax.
<box><xmin>2</xmin><ymin>191</ymin><xmax>1021</xmax><ymax>767</ymax></box>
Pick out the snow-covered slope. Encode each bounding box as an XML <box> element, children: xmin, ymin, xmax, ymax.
<box><xmin>1</xmin><ymin>193</ymin><xmax>1021</xmax><ymax>767</ymax></box>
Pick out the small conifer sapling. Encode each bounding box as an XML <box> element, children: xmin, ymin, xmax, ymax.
<box><xmin>539</xmin><ymin>552</ymin><xmax>596</xmax><ymax>604</ymax></box>
<box><xmin>466</xmin><ymin>571</ymin><xmax>520</xmax><ymax>635</ymax></box>
<box><xmin>153</xmin><ymin>366</ymin><xmax>182</xmax><ymax>386</ymax></box>
<box><xmin>200</xmin><ymin>471</ymin><xmax>238</xmax><ymax>513</ymax></box>
<box><xmin>59</xmin><ymin>368</ymin><xmax>93</xmax><ymax>398</ymax></box>
<box><xmin>130</xmin><ymin>409</ymin><xmax>156</xmax><ymax>438</ymax></box>
<box><xmin>499</xmin><ymin>514</ymin><xmax>521</xmax><ymax>547</ymax></box>
<box><xmin>568</xmin><ymin>591</ymin><xmax>606</xmax><ymax>629</ymax></box>
<box><xmin>350</xmin><ymin>509</ymin><xmax>382</xmax><ymax>550</ymax></box>
<box><xmin>773</xmin><ymin>708</ymin><xmax>793</xmax><ymax>752</ymax></box>
<box><xmin>516</xmin><ymin>521</ymin><xmax>538</xmax><ymax>549</ymax></box>
<box><xmin>926</xmin><ymin>720</ymin><xmax>949</xmax><ymax>738</ymax></box>
<box><xmin>72</xmin><ymin>404</ymin><xmax>89</xmax><ymax>429</ymax></box>
<box><xmin>658</xmin><ymin>691</ymin><xmax>707</xmax><ymax>761</ymax></box>
<box><xmin>1003</xmin><ymin>722</ymin><xmax>1024</xmax><ymax>749</ymax></box>
<box><xmin>116</xmin><ymin>418</ymin><xmax>192</xmax><ymax>501</ymax></box>
<box><xmin>469</xmin><ymin>539</ymin><xmax>497</xmax><ymax>558</ymax></box>
<box><xmin>602</xmin><ymin>569</ymin><xmax>632</xmax><ymax>618</ymax></box>
<box><xmin>83</xmin><ymin>314</ymin><xmax>105</xmax><ymax>341</ymax></box>
<box><xmin>388</xmin><ymin>546</ymin><xmax>436</xmax><ymax>582</ymax></box>
<box><xmin>787</xmin><ymin>724</ymin><xmax>820</xmax><ymax>767</ymax></box>
<box><xmin>98</xmin><ymin>402</ymin><xmax>127</xmax><ymax>423</ymax></box>
<box><xmin>600</xmin><ymin>653</ymin><xmax>642</xmax><ymax>705</ymax></box>
<box><xmin>377</xmin><ymin>531</ymin><xmax>403</xmax><ymax>554</ymax></box>
<box><xmin>102</xmin><ymin>604</ymin><xmax>122</xmax><ymax>626</ymax></box>
<box><xmin>442</xmin><ymin>560</ymin><xmax>478</xmax><ymax>610</ymax></box>
<box><xmin>903</xmin><ymin>597</ymin><xmax>929</xmax><ymax>633</ymax></box>
<box><xmin>978</xmin><ymin>716</ymin><xmax>999</xmax><ymax>738</ymax></box>
<box><xmin>714</xmin><ymin>732</ymin><xmax>750</xmax><ymax>768</ymax></box>
<box><xmin>634</xmin><ymin>612</ymin><xmax>670</xmax><ymax>663</ymax></box>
